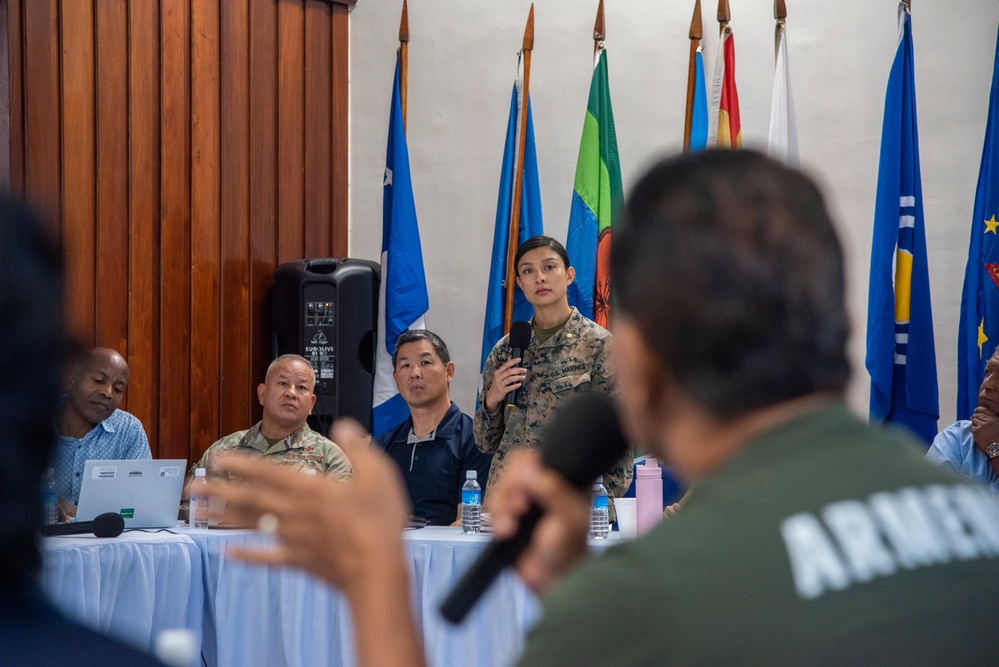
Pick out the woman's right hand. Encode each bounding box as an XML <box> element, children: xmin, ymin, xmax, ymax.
<box><xmin>484</xmin><ymin>356</ymin><xmax>528</xmax><ymax>413</ymax></box>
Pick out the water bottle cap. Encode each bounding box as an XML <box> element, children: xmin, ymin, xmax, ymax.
<box><xmin>194</xmin><ymin>468</ymin><xmax>206</xmax><ymax>477</ymax></box>
<box><xmin>465</xmin><ymin>470</ymin><xmax>477</xmax><ymax>480</ymax></box>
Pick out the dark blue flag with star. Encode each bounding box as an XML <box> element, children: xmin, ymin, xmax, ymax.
<box><xmin>866</xmin><ymin>2</ymin><xmax>938</xmax><ymax>444</ymax></box>
<box><xmin>958</xmin><ymin>25</ymin><xmax>999</xmax><ymax>419</ymax></box>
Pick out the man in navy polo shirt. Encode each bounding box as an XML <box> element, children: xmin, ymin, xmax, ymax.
<box><xmin>374</xmin><ymin>330</ymin><xmax>492</xmax><ymax>525</ymax></box>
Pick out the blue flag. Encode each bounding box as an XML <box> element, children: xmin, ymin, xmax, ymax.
<box><xmin>690</xmin><ymin>47</ymin><xmax>708</xmax><ymax>151</ymax></box>
<box><xmin>958</xmin><ymin>25</ymin><xmax>999</xmax><ymax>419</ymax></box>
<box><xmin>865</xmin><ymin>3</ymin><xmax>938</xmax><ymax>444</ymax></box>
<box><xmin>480</xmin><ymin>75</ymin><xmax>544</xmax><ymax>372</ymax></box>
<box><xmin>373</xmin><ymin>55</ymin><xmax>429</xmax><ymax>436</ymax></box>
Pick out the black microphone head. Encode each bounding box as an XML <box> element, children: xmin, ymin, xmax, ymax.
<box><xmin>92</xmin><ymin>512</ymin><xmax>125</xmax><ymax>538</ymax></box>
<box><xmin>540</xmin><ymin>393</ymin><xmax>629</xmax><ymax>490</ymax></box>
<box><xmin>509</xmin><ymin>321</ymin><xmax>532</xmax><ymax>351</ymax></box>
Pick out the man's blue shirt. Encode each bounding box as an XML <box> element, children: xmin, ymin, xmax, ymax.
<box><xmin>52</xmin><ymin>409</ymin><xmax>152</xmax><ymax>506</ymax></box>
<box><xmin>374</xmin><ymin>402</ymin><xmax>492</xmax><ymax>525</ymax></box>
<box><xmin>925</xmin><ymin>420</ymin><xmax>999</xmax><ymax>494</ymax></box>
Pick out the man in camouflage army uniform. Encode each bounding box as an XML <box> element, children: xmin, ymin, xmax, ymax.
<box><xmin>194</xmin><ymin>354</ymin><xmax>352</xmax><ymax>481</ymax></box>
<box><xmin>474</xmin><ymin>236</ymin><xmax>632</xmax><ymax>502</ymax></box>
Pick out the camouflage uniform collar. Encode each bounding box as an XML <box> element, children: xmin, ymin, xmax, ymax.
<box><xmin>239</xmin><ymin>421</ymin><xmax>311</xmax><ymax>456</ymax></box>
<box><xmin>531</xmin><ymin>307</ymin><xmax>585</xmax><ymax>349</ymax></box>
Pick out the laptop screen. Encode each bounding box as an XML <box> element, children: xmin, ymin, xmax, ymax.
<box><xmin>75</xmin><ymin>459</ymin><xmax>186</xmax><ymax>529</ymax></box>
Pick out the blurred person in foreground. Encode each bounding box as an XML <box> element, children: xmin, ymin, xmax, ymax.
<box><xmin>374</xmin><ymin>329</ymin><xmax>492</xmax><ymax>526</ymax></box>
<box><xmin>54</xmin><ymin>346</ymin><xmax>152</xmax><ymax>519</ymax></box>
<box><xmin>207</xmin><ymin>151</ymin><xmax>999</xmax><ymax>666</ymax></box>
<box><xmin>925</xmin><ymin>344</ymin><xmax>999</xmax><ymax>494</ymax></box>
<box><xmin>0</xmin><ymin>196</ymin><xmax>162</xmax><ymax>665</ymax></box>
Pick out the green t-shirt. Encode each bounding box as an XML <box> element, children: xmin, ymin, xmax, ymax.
<box><xmin>519</xmin><ymin>404</ymin><xmax>999</xmax><ymax>666</ymax></box>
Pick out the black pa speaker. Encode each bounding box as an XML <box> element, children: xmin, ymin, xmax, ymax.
<box><xmin>272</xmin><ymin>258</ymin><xmax>380</xmax><ymax>433</ymax></box>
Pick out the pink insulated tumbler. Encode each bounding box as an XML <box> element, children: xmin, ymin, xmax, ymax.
<box><xmin>635</xmin><ymin>457</ymin><xmax>663</xmax><ymax>536</ymax></box>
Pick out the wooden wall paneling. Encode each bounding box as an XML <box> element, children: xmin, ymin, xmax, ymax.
<box><xmin>219</xmin><ymin>0</ymin><xmax>251</xmax><ymax>436</ymax></box>
<box><xmin>4</xmin><ymin>1</ymin><xmax>20</xmax><ymax>194</ymax></box>
<box><xmin>190</xmin><ymin>0</ymin><xmax>221</xmax><ymax>455</ymax></box>
<box><xmin>0</xmin><ymin>0</ymin><xmax>11</xmax><ymax>191</ymax></box>
<box><xmin>4</xmin><ymin>0</ymin><xmax>20</xmax><ymax>196</ymax></box>
<box><xmin>60</xmin><ymin>0</ymin><xmax>96</xmax><ymax>347</ymax></box>
<box><xmin>128</xmin><ymin>0</ymin><xmax>161</xmax><ymax>449</ymax></box>
<box><xmin>159</xmin><ymin>0</ymin><xmax>192</xmax><ymax>462</ymax></box>
<box><xmin>95</xmin><ymin>0</ymin><xmax>130</xmax><ymax>369</ymax></box>
<box><xmin>22</xmin><ymin>0</ymin><xmax>61</xmax><ymax>236</ymax></box>
<box><xmin>331</xmin><ymin>4</ymin><xmax>349</xmax><ymax>257</ymax></box>
<box><xmin>276</xmin><ymin>0</ymin><xmax>305</xmax><ymax>264</ymax></box>
<box><xmin>248</xmin><ymin>0</ymin><xmax>278</xmax><ymax>417</ymax></box>
<box><xmin>303</xmin><ymin>0</ymin><xmax>332</xmax><ymax>258</ymax></box>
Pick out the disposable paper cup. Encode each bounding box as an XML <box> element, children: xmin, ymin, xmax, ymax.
<box><xmin>615</xmin><ymin>498</ymin><xmax>637</xmax><ymax>539</ymax></box>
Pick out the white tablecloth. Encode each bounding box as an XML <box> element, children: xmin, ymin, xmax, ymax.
<box><xmin>43</xmin><ymin>525</ymin><xmax>624</xmax><ymax>666</ymax></box>
<box><xmin>40</xmin><ymin>530</ymin><xmax>204</xmax><ymax>654</ymax></box>
<box><xmin>187</xmin><ymin>525</ymin><xmax>543</xmax><ymax>667</ymax></box>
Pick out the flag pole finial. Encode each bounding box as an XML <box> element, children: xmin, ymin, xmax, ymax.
<box><xmin>523</xmin><ymin>3</ymin><xmax>535</xmax><ymax>52</ymax></box>
<box><xmin>774</xmin><ymin>0</ymin><xmax>787</xmax><ymax>22</ymax></box>
<box><xmin>717</xmin><ymin>0</ymin><xmax>730</xmax><ymax>28</ymax></box>
<box><xmin>689</xmin><ymin>0</ymin><xmax>703</xmax><ymax>40</ymax></box>
<box><xmin>683</xmin><ymin>0</ymin><xmax>703</xmax><ymax>152</ymax></box>
<box><xmin>398</xmin><ymin>0</ymin><xmax>409</xmax><ymax>133</ymax></box>
<box><xmin>593</xmin><ymin>0</ymin><xmax>605</xmax><ymax>43</ymax></box>
<box><xmin>774</xmin><ymin>0</ymin><xmax>786</xmax><ymax>63</ymax></box>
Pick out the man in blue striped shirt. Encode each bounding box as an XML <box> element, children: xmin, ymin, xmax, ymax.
<box><xmin>53</xmin><ymin>347</ymin><xmax>151</xmax><ymax>518</ymax></box>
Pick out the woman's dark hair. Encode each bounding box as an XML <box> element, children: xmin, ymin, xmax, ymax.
<box><xmin>514</xmin><ymin>235</ymin><xmax>571</xmax><ymax>275</ymax></box>
<box><xmin>613</xmin><ymin>150</ymin><xmax>850</xmax><ymax>419</ymax></box>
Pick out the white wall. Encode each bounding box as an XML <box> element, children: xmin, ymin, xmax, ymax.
<box><xmin>349</xmin><ymin>0</ymin><xmax>999</xmax><ymax>427</ymax></box>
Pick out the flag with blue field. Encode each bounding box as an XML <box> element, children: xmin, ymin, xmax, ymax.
<box><xmin>373</xmin><ymin>55</ymin><xmax>429</xmax><ymax>436</ymax></box>
<box><xmin>480</xmin><ymin>71</ymin><xmax>544</xmax><ymax>372</ymax></box>
<box><xmin>958</xmin><ymin>25</ymin><xmax>999</xmax><ymax>420</ymax></box>
<box><xmin>865</xmin><ymin>2</ymin><xmax>938</xmax><ymax>444</ymax></box>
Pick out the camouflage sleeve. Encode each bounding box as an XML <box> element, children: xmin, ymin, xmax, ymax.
<box><xmin>473</xmin><ymin>346</ymin><xmax>506</xmax><ymax>453</ymax></box>
<box><xmin>323</xmin><ymin>441</ymin><xmax>354</xmax><ymax>481</ymax></box>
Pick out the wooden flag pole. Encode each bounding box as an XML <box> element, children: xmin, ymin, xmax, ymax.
<box><xmin>399</xmin><ymin>0</ymin><xmax>409</xmax><ymax>133</ymax></box>
<box><xmin>774</xmin><ymin>0</ymin><xmax>786</xmax><ymax>63</ymax></box>
<box><xmin>683</xmin><ymin>0</ymin><xmax>703</xmax><ymax>152</ymax></box>
<box><xmin>503</xmin><ymin>5</ymin><xmax>535</xmax><ymax>333</ymax></box>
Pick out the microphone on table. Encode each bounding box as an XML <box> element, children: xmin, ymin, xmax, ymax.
<box><xmin>505</xmin><ymin>321</ymin><xmax>533</xmax><ymax>409</ymax></box>
<box><xmin>40</xmin><ymin>512</ymin><xmax>125</xmax><ymax>538</ymax></box>
<box><xmin>440</xmin><ymin>393</ymin><xmax>628</xmax><ymax>624</ymax></box>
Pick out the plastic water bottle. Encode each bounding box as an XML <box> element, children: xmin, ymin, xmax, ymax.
<box><xmin>636</xmin><ymin>457</ymin><xmax>664</xmax><ymax>536</ymax></box>
<box><xmin>589</xmin><ymin>476</ymin><xmax>610</xmax><ymax>539</ymax></box>
<box><xmin>155</xmin><ymin>628</ymin><xmax>199</xmax><ymax>667</ymax></box>
<box><xmin>190</xmin><ymin>468</ymin><xmax>209</xmax><ymax>529</ymax></box>
<box><xmin>41</xmin><ymin>467</ymin><xmax>58</xmax><ymax>525</ymax></box>
<box><xmin>461</xmin><ymin>470</ymin><xmax>482</xmax><ymax>534</ymax></box>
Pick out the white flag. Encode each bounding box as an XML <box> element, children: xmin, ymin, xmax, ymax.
<box><xmin>768</xmin><ymin>24</ymin><xmax>799</xmax><ymax>166</ymax></box>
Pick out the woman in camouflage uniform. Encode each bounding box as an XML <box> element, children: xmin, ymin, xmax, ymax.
<box><xmin>474</xmin><ymin>236</ymin><xmax>632</xmax><ymax>502</ymax></box>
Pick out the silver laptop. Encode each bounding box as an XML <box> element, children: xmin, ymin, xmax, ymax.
<box><xmin>75</xmin><ymin>459</ymin><xmax>186</xmax><ymax>529</ymax></box>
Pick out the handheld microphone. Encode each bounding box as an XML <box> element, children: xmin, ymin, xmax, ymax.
<box><xmin>505</xmin><ymin>321</ymin><xmax>533</xmax><ymax>408</ymax></box>
<box><xmin>440</xmin><ymin>393</ymin><xmax>628</xmax><ymax>624</ymax></box>
<box><xmin>40</xmin><ymin>512</ymin><xmax>125</xmax><ymax>538</ymax></box>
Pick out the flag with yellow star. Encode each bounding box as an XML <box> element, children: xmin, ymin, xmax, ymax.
<box><xmin>865</xmin><ymin>2</ymin><xmax>938</xmax><ymax>444</ymax></box>
<box><xmin>958</xmin><ymin>26</ymin><xmax>999</xmax><ymax>419</ymax></box>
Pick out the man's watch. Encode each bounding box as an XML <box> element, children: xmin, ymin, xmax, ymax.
<box><xmin>986</xmin><ymin>442</ymin><xmax>999</xmax><ymax>460</ymax></box>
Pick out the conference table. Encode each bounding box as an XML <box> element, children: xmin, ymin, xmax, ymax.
<box><xmin>42</xmin><ymin>525</ymin><xmax>623</xmax><ymax>666</ymax></box>
<box><xmin>40</xmin><ymin>530</ymin><xmax>204</xmax><ymax>654</ymax></box>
